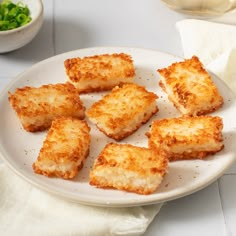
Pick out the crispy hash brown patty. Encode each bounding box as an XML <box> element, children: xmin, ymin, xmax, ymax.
<box><xmin>64</xmin><ymin>53</ymin><xmax>135</xmax><ymax>93</ymax></box>
<box><xmin>8</xmin><ymin>83</ymin><xmax>85</xmax><ymax>132</ymax></box>
<box><xmin>33</xmin><ymin>117</ymin><xmax>91</xmax><ymax>179</ymax></box>
<box><xmin>158</xmin><ymin>56</ymin><xmax>223</xmax><ymax>116</ymax></box>
<box><xmin>89</xmin><ymin>143</ymin><xmax>168</xmax><ymax>194</ymax></box>
<box><xmin>147</xmin><ymin>116</ymin><xmax>224</xmax><ymax>161</ymax></box>
<box><xmin>86</xmin><ymin>83</ymin><xmax>158</xmax><ymax>141</ymax></box>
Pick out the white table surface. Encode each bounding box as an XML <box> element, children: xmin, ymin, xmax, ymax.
<box><xmin>1</xmin><ymin>1</ymin><xmax>236</xmax><ymax>235</ymax></box>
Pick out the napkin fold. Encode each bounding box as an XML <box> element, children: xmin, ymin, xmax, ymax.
<box><xmin>0</xmin><ymin>164</ymin><xmax>162</xmax><ymax>236</ymax></box>
<box><xmin>176</xmin><ymin>19</ymin><xmax>236</xmax><ymax>94</ymax></box>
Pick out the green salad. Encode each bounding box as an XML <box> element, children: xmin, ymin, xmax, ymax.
<box><xmin>0</xmin><ymin>0</ymin><xmax>31</xmax><ymax>31</ymax></box>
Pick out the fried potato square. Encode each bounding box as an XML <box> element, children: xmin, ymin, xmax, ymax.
<box><xmin>8</xmin><ymin>83</ymin><xmax>85</xmax><ymax>132</ymax></box>
<box><xmin>33</xmin><ymin>117</ymin><xmax>91</xmax><ymax>179</ymax></box>
<box><xmin>158</xmin><ymin>56</ymin><xmax>223</xmax><ymax>116</ymax></box>
<box><xmin>89</xmin><ymin>143</ymin><xmax>168</xmax><ymax>194</ymax></box>
<box><xmin>64</xmin><ymin>53</ymin><xmax>135</xmax><ymax>93</ymax></box>
<box><xmin>86</xmin><ymin>83</ymin><xmax>158</xmax><ymax>141</ymax></box>
<box><xmin>147</xmin><ymin>116</ymin><xmax>224</xmax><ymax>161</ymax></box>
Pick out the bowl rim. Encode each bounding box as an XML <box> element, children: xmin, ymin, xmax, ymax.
<box><xmin>0</xmin><ymin>0</ymin><xmax>44</xmax><ymax>35</ymax></box>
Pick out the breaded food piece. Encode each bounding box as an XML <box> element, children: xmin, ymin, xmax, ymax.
<box><xmin>33</xmin><ymin>117</ymin><xmax>91</xmax><ymax>179</ymax></box>
<box><xmin>89</xmin><ymin>143</ymin><xmax>168</xmax><ymax>195</ymax></box>
<box><xmin>8</xmin><ymin>83</ymin><xmax>85</xmax><ymax>132</ymax></box>
<box><xmin>64</xmin><ymin>53</ymin><xmax>135</xmax><ymax>93</ymax></box>
<box><xmin>86</xmin><ymin>83</ymin><xmax>158</xmax><ymax>141</ymax></box>
<box><xmin>147</xmin><ymin>116</ymin><xmax>224</xmax><ymax>161</ymax></box>
<box><xmin>158</xmin><ymin>56</ymin><xmax>223</xmax><ymax>116</ymax></box>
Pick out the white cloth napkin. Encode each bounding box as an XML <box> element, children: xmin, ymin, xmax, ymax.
<box><xmin>0</xmin><ymin>164</ymin><xmax>161</xmax><ymax>236</ymax></box>
<box><xmin>176</xmin><ymin>19</ymin><xmax>236</xmax><ymax>94</ymax></box>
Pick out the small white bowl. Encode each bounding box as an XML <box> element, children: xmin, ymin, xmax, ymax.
<box><xmin>0</xmin><ymin>0</ymin><xmax>44</xmax><ymax>53</ymax></box>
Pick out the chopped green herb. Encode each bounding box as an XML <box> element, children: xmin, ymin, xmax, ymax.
<box><xmin>0</xmin><ymin>0</ymin><xmax>31</xmax><ymax>31</ymax></box>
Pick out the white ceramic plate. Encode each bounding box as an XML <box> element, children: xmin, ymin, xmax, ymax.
<box><xmin>0</xmin><ymin>47</ymin><xmax>236</xmax><ymax>207</ymax></box>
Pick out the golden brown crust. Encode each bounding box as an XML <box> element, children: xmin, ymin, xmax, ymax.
<box><xmin>148</xmin><ymin>115</ymin><xmax>224</xmax><ymax>161</ymax></box>
<box><xmin>89</xmin><ymin>143</ymin><xmax>168</xmax><ymax>194</ymax></box>
<box><xmin>86</xmin><ymin>83</ymin><xmax>158</xmax><ymax>141</ymax></box>
<box><xmin>64</xmin><ymin>53</ymin><xmax>135</xmax><ymax>93</ymax></box>
<box><xmin>157</xmin><ymin>56</ymin><xmax>224</xmax><ymax>116</ymax></box>
<box><xmin>33</xmin><ymin>117</ymin><xmax>91</xmax><ymax>179</ymax></box>
<box><xmin>8</xmin><ymin>83</ymin><xmax>85</xmax><ymax>132</ymax></box>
